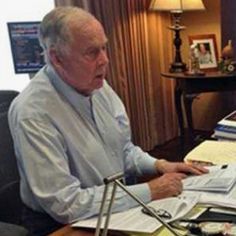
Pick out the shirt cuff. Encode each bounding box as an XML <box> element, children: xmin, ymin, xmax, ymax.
<box><xmin>126</xmin><ymin>183</ymin><xmax>151</xmax><ymax>208</ymax></box>
<box><xmin>138</xmin><ymin>154</ymin><xmax>157</xmax><ymax>175</ymax></box>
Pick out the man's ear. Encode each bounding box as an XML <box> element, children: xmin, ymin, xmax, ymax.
<box><xmin>49</xmin><ymin>48</ymin><xmax>63</xmax><ymax>69</ymax></box>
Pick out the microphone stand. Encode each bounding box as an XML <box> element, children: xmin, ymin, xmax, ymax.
<box><xmin>95</xmin><ymin>172</ymin><xmax>184</xmax><ymax>236</ymax></box>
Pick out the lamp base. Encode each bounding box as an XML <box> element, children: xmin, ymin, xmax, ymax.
<box><xmin>169</xmin><ymin>61</ymin><xmax>187</xmax><ymax>73</ymax></box>
<box><xmin>168</xmin><ymin>12</ymin><xmax>187</xmax><ymax>73</ymax></box>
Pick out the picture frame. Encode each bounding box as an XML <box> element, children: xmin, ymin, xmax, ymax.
<box><xmin>188</xmin><ymin>34</ymin><xmax>218</xmax><ymax>71</ymax></box>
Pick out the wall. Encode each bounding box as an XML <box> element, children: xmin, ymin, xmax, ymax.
<box><xmin>179</xmin><ymin>0</ymin><xmax>230</xmax><ymax>130</ymax></box>
<box><xmin>0</xmin><ymin>0</ymin><xmax>54</xmax><ymax>91</ymax></box>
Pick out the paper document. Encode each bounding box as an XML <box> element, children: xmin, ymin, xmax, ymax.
<box><xmin>72</xmin><ymin>194</ymin><xmax>199</xmax><ymax>233</ymax></box>
<box><xmin>218</xmin><ymin>110</ymin><xmax>236</xmax><ymax>127</ymax></box>
<box><xmin>182</xmin><ymin>177</ymin><xmax>236</xmax><ymax>210</ymax></box>
<box><xmin>210</xmin><ymin>207</ymin><xmax>236</xmax><ymax>216</ymax></box>
<box><xmin>183</xmin><ymin>164</ymin><xmax>236</xmax><ymax>192</ymax></box>
<box><xmin>182</xmin><ymin>165</ymin><xmax>236</xmax><ymax>210</ymax></box>
<box><xmin>184</xmin><ymin>140</ymin><xmax>236</xmax><ymax>165</ymax></box>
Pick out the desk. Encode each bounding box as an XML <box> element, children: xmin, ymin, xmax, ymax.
<box><xmin>48</xmin><ymin>225</ymin><xmax>93</xmax><ymax>236</ymax></box>
<box><xmin>49</xmin><ymin>225</ymin><xmax>125</xmax><ymax>236</ymax></box>
<box><xmin>49</xmin><ymin>224</ymin><xmax>169</xmax><ymax>236</ymax></box>
<box><xmin>161</xmin><ymin>71</ymin><xmax>236</xmax><ymax>140</ymax></box>
<box><xmin>48</xmin><ymin>207</ymin><xmax>233</xmax><ymax>236</ymax></box>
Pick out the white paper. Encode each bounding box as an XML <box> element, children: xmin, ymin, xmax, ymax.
<box><xmin>218</xmin><ymin>110</ymin><xmax>236</xmax><ymax>127</ymax></box>
<box><xmin>183</xmin><ymin>164</ymin><xmax>236</xmax><ymax>192</ymax></box>
<box><xmin>210</xmin><ymin>207</ymin><xmax>236</xmax><ymax>215</ymax></box>
<box><xmin>196</xmin><ymin>182</ymin><xmax>236</xmax><ymax>209</ymax></box>
<box><xmin>183</xmin><ymin>178</ymin><xmax>236</xmax><ymax>209</ymax></box>
<box><xmin>72</xmin><ymin>194</ymin><xmax>199</xmax><ymax>233</ymax></box>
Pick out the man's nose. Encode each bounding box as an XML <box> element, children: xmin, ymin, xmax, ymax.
<box><xmin>98</xmin><ymin>50</ymin><xmax>109</xmax><ymax>65</ymax></box>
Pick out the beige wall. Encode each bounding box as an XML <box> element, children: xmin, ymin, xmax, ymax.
<box><xmin>176</xmin><ymin>0</ymin><xmax>231</xmax><ymax>131</ymax></box>
<box><xmin>182</xmin><ymin>0</ymin><xmax>221</xmax><ymax>60</ymax></box>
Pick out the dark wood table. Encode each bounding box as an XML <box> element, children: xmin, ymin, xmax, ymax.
<box><xmin>48</xmin><ymin>225</ymin><xmax>93</xmax><ymax>236</ymax></box>
<box><xmin>161</xmin><ymin>71</ymin><xmax>236</xmax><ymax>141</ymax></box>
<box><xmin>48</xmin><ymin>225</ymin><xmax>125</xmax><ymax>236</ymax></box>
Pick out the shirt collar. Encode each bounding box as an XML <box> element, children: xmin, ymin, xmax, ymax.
<box><xmin>45</xmin><ymin>65</ymin><xmax>91</xmax><ymax>108</ymax></box>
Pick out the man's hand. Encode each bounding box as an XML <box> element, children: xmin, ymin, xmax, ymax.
<box><xmin>155</xmin><ymin>159</ymin><xmax>209</xmax><ymax>175</ymax></box>
<box><xmin>148</xmin><ymin>173</ymin><xmax>185</xmax><ymax>200</ymax></box>
<box><xmin>148</xmin><ymin>160</ymin><xmax>209</xmax><ymax>200</ymax></box>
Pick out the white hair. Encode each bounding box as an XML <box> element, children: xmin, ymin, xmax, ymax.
<box><xmin>39</xmin><ymin>6</ymin><xmax>97</xmax><ymax>63</ymax></box>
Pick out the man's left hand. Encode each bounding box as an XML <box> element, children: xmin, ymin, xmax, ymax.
<box><xmin>155</xmin><ymin>159</ymin><xmax>208</xmax><ymax>176</ymax></box>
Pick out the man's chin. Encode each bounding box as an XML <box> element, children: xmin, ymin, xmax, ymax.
<box><xmin>95</xmin><ymin>78</ymin><xmax>104</xmax><ymax>89</ymax></box>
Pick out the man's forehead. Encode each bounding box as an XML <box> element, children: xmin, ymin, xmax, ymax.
<box><xmin>73</xmin><ymin>20</ymin><xmax>108</xmax><ymax>46</ymax></box>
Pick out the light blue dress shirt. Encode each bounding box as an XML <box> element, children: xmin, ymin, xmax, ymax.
<box><xmin>8</xmin><ymin>65</ymin><xmax>158</xmax><ymax>224</ymax></box>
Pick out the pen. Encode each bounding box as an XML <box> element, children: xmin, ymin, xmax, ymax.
<box><xmin>221</xmin><ymin>164</ymin><xmax>228</xmax><ymax>169</ymax></box>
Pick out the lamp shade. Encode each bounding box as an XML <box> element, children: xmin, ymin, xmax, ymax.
<box><xmin>149</xmin><ymin>0</ymin><xmax>205</xmax><ymax>12</ymax></box>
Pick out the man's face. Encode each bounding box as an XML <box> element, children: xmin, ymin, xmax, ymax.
<box><xmin>53</xmin><ymin>19</ymin><xmax>109</xmax><ymax>95</ymax></box>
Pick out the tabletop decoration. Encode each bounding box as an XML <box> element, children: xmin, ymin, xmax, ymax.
<box><xmin>218</xmin><ymin>40</ymin><xmax>236</xmax><ymax>74</ymax></box>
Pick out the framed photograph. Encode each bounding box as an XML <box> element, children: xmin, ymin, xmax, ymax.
<box><xmin>188</xmin><ymin>34</ymin><xmax>218</xmax><ymax>71</ymax></box>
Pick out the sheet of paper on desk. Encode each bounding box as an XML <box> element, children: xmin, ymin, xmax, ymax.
<box><xmin>183</xmin><ymin>173</ymin><xmax>236</xmax><ymax>209</ymax></box>
<box><xmin>183</xmin><ymin>164</ymin><xmax>236</xmax><ymax>192</ymax></box>
<box><xmin>194</xmin><ymin>182</ymin><xmax>236</xmax><ymax>209</ymax></box>
<box><xmin>72</xmin><ymin>194</ymin><xmax>199</xmax><ymax>233</ymax></box>
<box><xmin>184</xmin><ymin>140</ymin><xmax>236</xmax><ymax>165</ymax></box>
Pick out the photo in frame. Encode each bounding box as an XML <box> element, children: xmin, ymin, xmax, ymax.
<box><xmin>188</xmin><ymin>34</ymin><xmax>218</xmax><ymax>71</ymax></box>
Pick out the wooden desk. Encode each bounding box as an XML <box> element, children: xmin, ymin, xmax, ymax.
<box><xmin>48</xmin><ymin>225</ymin><xmax>170</xmax><ymax>236</ymax></box>
<box><xmin>161</xmin><ymin>71</ymin><xmax>236</xmax><ymax>140</ymax></box>
<box><xmin>48</xmin><ymin>225</ymin><xmax>125</xmax><ymax>236</ymax></box>
<box><xmin>48</xmin><ymin>225</ymin><xmax>94</xmax><ymax>236</ymax></box>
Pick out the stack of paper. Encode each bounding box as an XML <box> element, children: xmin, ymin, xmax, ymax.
<box><xmin>184</xmin><ymin>140</ymin><xmax>236</xmax><ymax>165</ymax></box>
<box><xmin>183</xmin><ymin>164</ymin><xmax>236</xmax><ymax>192</ymax></box>
<box><xmin>197</xmin><ymin>185</ymin><xmax>236</xmax><ymax>209</ymax></box>
<box><xmin>214</xmin><ymin>110</ymin><xmax>236</xmax><ymax>141</ymax></box>
<box><xmin>72</xmin><ymin>194</ymin><xmax>199</xmax><ymax>234</ymax></box>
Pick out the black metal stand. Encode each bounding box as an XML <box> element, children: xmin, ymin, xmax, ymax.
<box><xmin>168</xmin><ymin>12</ymin><xmax>187</xmax><ymax>73</ymax></box>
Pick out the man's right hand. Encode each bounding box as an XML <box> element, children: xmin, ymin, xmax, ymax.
<box><xmin>148</xmin><ymin>173</ymin><xmax>186</xmax><ymax>200</ymax></box>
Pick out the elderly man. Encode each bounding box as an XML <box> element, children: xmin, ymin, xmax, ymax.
<box><xmin>8</xmin><ymin>6</ymin><xmax>207</xmax><ymax>236</ymax></box>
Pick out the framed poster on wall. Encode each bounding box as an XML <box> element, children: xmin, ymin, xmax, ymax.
<box><xmin>7</xmin><ymin>21</ymin><xmax>45</xmax><ymax>74</ymax></box>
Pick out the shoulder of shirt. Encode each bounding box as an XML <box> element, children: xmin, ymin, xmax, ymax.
<box><xmin>9</xmin><ymin>70</ymin><xmax>62</xmax><ymax>122</ymax></box>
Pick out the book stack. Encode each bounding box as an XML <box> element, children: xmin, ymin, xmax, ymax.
<box><xmin>213</xmin><ymin>110</ymin><xmax>236</xmax><ymax>141</ymax></box>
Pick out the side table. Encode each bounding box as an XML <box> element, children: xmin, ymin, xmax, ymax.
<box><xmin>161</xmin><ymin>71</ymin><xmax>236</xmax><ymax>142</ymax></box>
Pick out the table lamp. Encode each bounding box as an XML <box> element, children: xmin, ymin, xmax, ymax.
<box><xmin>149</xmin><ymin>0</ymin><xmax>205</xmax><ymax>73</ymax></box>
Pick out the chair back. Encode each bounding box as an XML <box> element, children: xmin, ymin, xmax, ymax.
<box><xmin>0</xmin><ymin>90</ymin><xmax>22</xmax><ymax>224</ymax></box>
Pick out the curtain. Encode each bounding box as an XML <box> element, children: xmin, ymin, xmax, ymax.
<box><xmin>147</xmin><ymin>12</ymin><xmax>179</xmax><ymax>144</ymax></box>
<box><xmin>55</xmin><ymin>0</ymin><xmax>178</xmax><ymax>152</ymax></box>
